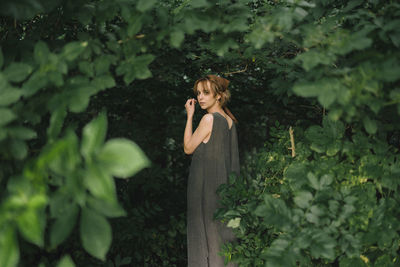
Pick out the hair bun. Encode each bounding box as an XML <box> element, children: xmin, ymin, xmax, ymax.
<box><xmin>207</xmin><ymin>75</ymin><xmax>230</xmax><ymax>91</ymax></box>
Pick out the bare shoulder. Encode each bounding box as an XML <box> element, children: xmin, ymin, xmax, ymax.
<box><xmin>202</xmin><ymin>113</ymin><xmax>213</xmax><ymax>123</ymax></box>
<box><xmin>199</xmin><ymin>113</ymin><xmax>213</xmax><ymax>128</ymax></box>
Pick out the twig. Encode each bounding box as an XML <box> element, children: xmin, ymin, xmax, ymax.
<box><xmin>288</xmin><ymin>126</ymin><xmax>296</xmax><ymax>157</ymax></box>
<box><xmin>223</xmin><ymin>64</ymin><xmax>248</xmax><ymax>76</ymax></box>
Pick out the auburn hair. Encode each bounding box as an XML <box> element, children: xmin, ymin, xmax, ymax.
<box><xmin>193</xmin><ymin>75</ymin><xmax>238</xmax><ymax>123</ymax></box>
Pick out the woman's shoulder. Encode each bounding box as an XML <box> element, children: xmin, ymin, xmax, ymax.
<box><xmin>198</xmin><ymin>113</ymin><xmax>214</xmax><ymax>128</ymax></box>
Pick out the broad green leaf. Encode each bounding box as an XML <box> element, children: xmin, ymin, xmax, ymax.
<box><xmin>293</xmin><ymin>82</ymin><xmax>320</xmax><ymax>97</ymax></box>
<box><xmin>84</xmin><ymin>164</ymin><xmax>117</xmax><ymax>202</ymax></box>
<box><xmin>137</xmin><ymin>0</ymin><xmax>156</xmax><ymax>12</ymax></box>
<box><xmin>34</xmin><ymin>41</ymin><xmax>50</xmax><ymax>64</ymax></box>
<box><xmin>87</xmin><ymin>196</ymin><xmax>127</xmax><ymax>218</ymax></box>
<box><xmin>127</xmin><ymin>18</ymin><xmax>142</xmax><ymax>37</ymax></box>
<box><xmin>98</xmin><ymin>138</ymin><xmax>150</xmax><ymax>178</ymax></box>
<box><xmin>80</xmin><ymin>208</ymin><xmax>112</xmax><ymax>260</ymax></box>
<box><xmin>62</xmin><ymin>42</ymin><xmax>88</xmax><ymax>61</ymax></box>
<box><xmin>294</xmin><ymin>191</ymin><xmax>313</xmax><ymax>209</ymax></box>
<box><xmin>133</xmin><ymin>54</ymin><xmax>155</xmax><ymax>80</ymax></box>
<box><xmin>68</xmin><ymin>87</ymin><xmax>95</xmax><ymax>113</ymax></box>
<box><xmin>284</xmin><ymin>163</ymin><xmax>308</xmax><ymax>189</ymax></box>
<box><xmin>310</xmin><ymin>233</ymin><xmax>336</xmax><ymax>260</ymax></box>
<box><xmin>92</xmin><ymin>75</ymin><xmax>115</xmax><ymax>90</ymax></box>
<box><xmin>81</xmin><ymin>112</ymin><xmax>107</xmax><ymax>160</ymax></box>
<box><xmin>170</xmin><ymin>31</ymin><xmax>185</xmax><ymax>48</ymax></box>
<box><xmin>94</xmin><ymin>56</ymin><xmax>111</xmax><ymax>75</ymax></box>
<box><xmin>9</xmin><ymin>139</ymin><xmax>28</xmax><ymax>160</ymax></box>
<box><xmin>0</xmin><ymin>87</ymin><xmax>22</xmax><ymax>106</ymax></box>
<box><xmin>0</xmin><ymin>108</ymin><xmax>16</xmax><ymax>126</ymax></box>
<box><xmin>78</xmin><ymin>61</ymin><xmax>94</xmax><ymax>77</ymax></box>
<box><xmin>0</xmin><ymin>227</ymin><xmax>19</xmax><ymax>267</ymax></box>
<box><xmin>3</xmin><ymin>63</ymin><xmax>33</xmax><ymax>83</ymax></box>
<box><xmin>363</xmin><ymin>116</ymin><xmax>377</xmax><ymax>134</ymax></box>
<box><xmin>307</xmin><ymin>172</ymin><xmax>320</xmax><ymax>190</ymax></box>
<box><xmin>22</xmin><ymin>71</ymin><xmax>48</xmax><ymax>97</ymax></box>
<box><xmin>227</xmin><ymin>218</ymin><xmax>241</xmax><ymax>228</ymax></box>
<box><xmin>320</xmin><ymin>174</ymin><xmax>333</xmax><ymax>188</ymax></box>
<box><xmin>16</xmin><ymin>208</ymin><xmax>45</xmax><ymax>247</ymax></box>
<box><xmin>295</xmin><ymin>50</ymin><xmax>335</xmax><ymax>71</ymax></box>
<box><xmin>50</xmin><ymin>204</ymin><xmax>79</xmax><ymax>248</ymax></box>
<box><xmin>56</xmin><ymin>255</ymin><xmax>75</xmax><ymax>267</ymax></box>
<box><xmin>6</xmin><ymin>126</ymin><xmax>37</xmax><ymax>140</ymax></box>
<box><xmin>47</xmin><ymin>107</ymin><xmax>67</xmax><ymax>141</ymax></box>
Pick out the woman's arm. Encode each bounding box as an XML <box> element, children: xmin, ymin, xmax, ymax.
<box><xmin>183</xmin><ymin>98</ymin><xmax>213</xmax><ymax>154</ymax></box>
<box><xmin>184</xmin><ymin>114</ymin><xmax>213</xmax><ymax>155</ymax></box>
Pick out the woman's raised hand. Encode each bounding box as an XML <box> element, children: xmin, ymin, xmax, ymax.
<box><xmin>185</xmin><ymin>98</ymin><xmax>197</xmax><ymax>117</ymax></box>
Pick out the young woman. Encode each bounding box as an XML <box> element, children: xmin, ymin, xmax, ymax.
<box><xmin>184</xmin><ymin>75</ymin><xmax>239</xmax><ymax>266</ymax></box>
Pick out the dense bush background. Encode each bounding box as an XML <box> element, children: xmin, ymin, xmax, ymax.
<box><xmin>0</xmin><ymin>0</ymin><xmax>399</xmax><ymax>266</ymax></box>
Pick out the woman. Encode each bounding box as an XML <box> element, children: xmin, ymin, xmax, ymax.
<box><xmin>184</xmin><ymin>75</ymin><xmax>239</xmax><ymax>266</ymax></box>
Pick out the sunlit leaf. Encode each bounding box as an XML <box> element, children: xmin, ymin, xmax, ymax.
<box><xmin>80</xmin><ymin>208</ymin><xmax>112</xmax><ymax>260</ymax></box>
<box><xmin>0</xmin><ymin>227</ymin><xmax>19</xmax><ymax>267</ymax></box>
<box><xmin>81</xmin><ymin>112</ymin><xmax>107</xmax><ymax>161</ymax></box>
<box><xmin>56</xmin><ymin>255</ymin><xmax>75</xmax><ymax>267</ymax></box>
<box><xmin>98</xmin><ymin>138</ymin><xmax>150</xmax><ymax>178</ymax></box>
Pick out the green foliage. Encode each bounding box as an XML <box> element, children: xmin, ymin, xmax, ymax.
<box><xmin>1</xmin><ymin>0</ymin><xmax>400</xmax><ymax>265</ymax></box>
<box><xmin>218</xmin><ymin>120</ymin><xmax>400</xmax><ymax>266</ymax></box>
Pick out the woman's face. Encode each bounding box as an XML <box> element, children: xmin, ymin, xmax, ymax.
<box><xmin>196</xmin><ymin>81</ymin><xmax>220</xmax><ymax>110</ymax></box>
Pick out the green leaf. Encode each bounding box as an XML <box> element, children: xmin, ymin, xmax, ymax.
<box><xmin>50</xmin><ymin>204</ymin><xmax>79</xmax><ymax>248</ymax></box>
<box><xmin>0</xmin><ymin>227</ymin><xmax>19</xmax><ymax>267</ymax></box>
<box><xmin>0</xmin><ymin>108</ymin><xmax>16</xmax><ymax>126</ymax></box>
<box><xmin>94</xmin><ymin>56</ymin><xmax>111</xmax><ymax>75</ymax></box>
<box><xmin>307</xmin><ymin>172</ymin><xmax>320</xmax><ymax>190</ymax></box>
<box><xmin>22</xmin><ymin>71</ymin><xmax>48</xmax><ymax>97</ymax></box>
<box><xmin>133</xmin><ymin>54</ymin><xmax>155</xmax><ymax>80</ymax></box>
<box><xmin>68</xmin><ymin>86</ymin><xmax>96</xmax><ymax>113</ymax></box>
<box><xmin>98</xmin><ymin>138</ymin><xmax>150</xmax><ymax>178</ymax></box>
<box><xmin>16</xmin><ymin>208</ymin><xmax>45</xmax><ymax>247</ymax></box>
<box><xmin>87</xmin><ymin>196</ymin><xmax>127</xmax><ymax>218</ymax></box>
<box><xmin>3</xmin><ymin>63</ymin><xmax>33</xmax><ymax>83</ymax></box>
<box><xmin>295</xmin><ymin>50</ymin><xmax>335</xmax><ymax>71</ymax></box>
<box><xmin>127</xmin><ymin>18</ymin><xmax>143</xmax><ymax>36</ymax></box>
<box><xmin>78</xmin><ymin>61</ymin><xmax>94</xmax><ymax>77</ymax></box>
<box><xmin>63</xmin><ymin>42</ymin><xmax>88</xmax><ymax>61</ymax></box>
<box><xmin>92</xmin><ymin>75</ymin><xmax>115</xmax><ymax>90</ymax></box>
<box><xmin>6</xmin><ymin>126</ymin><xmax>37</xmax><ymax>140</ymax></box>
<box><xmin>293</xmin><ymin>82</ymin><xmax>320</xmax><ymax>97</ymax></box>
<box><xmin>137</xmin><ymin>0</ymin><xmax>156</xmax><ymax>12</ymax></box>
<box><xmin>294</xmin><ymin>191</ymin><xmax>313</xmax><ymax>209</ymax></box>
<box><xmin>47</xmin><ymin>107</ymin><xmax>67</xmax><ymax>141</ymax></box>
<box><xmin>363</xmin><ymin>116</ymin><xmax>377</xmax><ymax>134</ymax></box>
<box><xmin>227</xmin><ymin>218</ymin><xmax>241</xmax><ymax>228</ymax></box>
<box><xmin>34</xmin><ymin>41</ymin><xmax>50</xmax><ymax>64</ymax></box>
<box><xmin>81</xmin><ymin>112</ymin><xmax>107</xmax><ymax>161</ymax></box>
<box><xmin>9</xmin><ymin>139</ymin><xmax>28</xmax><ymax>160</ymax></box>
<box><xmin>0</xmin><ymin>87</ymin><xmax>22</xmax><ymax>107</ymax></box>
<box><xmin>80</xmin><ymin>208</ymin><xmax>112</xmax><ymax>260</ymax></box>
<box><xmin>84</xmin><ymin>164</ymin><xmax>117</xmax><ymax>202</ymax></box>
<box><xmin>56</xmin><ymin>255</ymin><xmax>75</xmax><ymax>267</ymax></box>
<box><xmin>170</xmin><ymin>31</ymin><xmax>185</xmax><ymax>48</ymax></box>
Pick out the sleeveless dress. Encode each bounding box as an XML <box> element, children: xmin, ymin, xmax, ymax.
<box><xmin>187</xmin><ymin>112</ymin><xmax>240</xmax><ymax>267</ymax></box>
